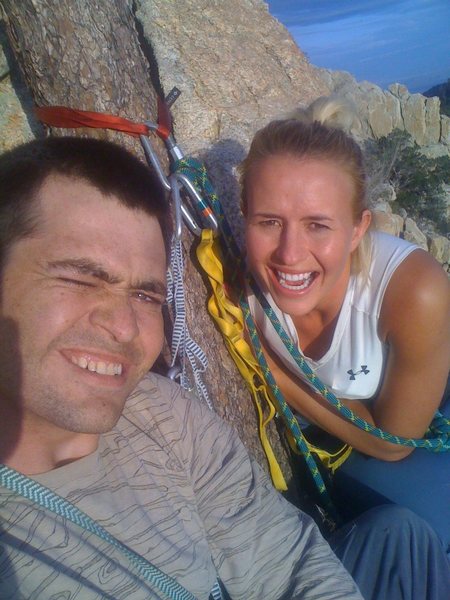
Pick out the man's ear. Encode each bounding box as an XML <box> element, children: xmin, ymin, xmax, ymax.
<box><xmin>351</xmin><ymin>209</ymin><xmax>372</xmax><ymax>252</ymax></box>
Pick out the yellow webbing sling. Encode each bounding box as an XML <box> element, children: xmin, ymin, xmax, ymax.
<box><xmin>197</xmin><ymin>230</ymin><xmax>352</xmax><ymax>491</ymax></box>
<box><xmin>197</xmin><ymin>229</ymin><xmax>288</xmax><ymax>490</ymax></box>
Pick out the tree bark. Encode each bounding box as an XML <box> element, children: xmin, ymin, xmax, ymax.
<box><xmin>0</xmin><ymin>0</ymin><xmax>162</xmax><ymax>155</ymax></box>
<box><xmin>1</xmin><ymin>0</ymin><xmax>297</xmax><ymax>493</ymax></box>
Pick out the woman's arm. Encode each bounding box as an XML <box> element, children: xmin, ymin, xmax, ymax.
<box><xmin>371</xmin><ymin>249</ymin><xmax>449</xmax><ymax>456</ymax></box>
<box><xmin>262</xmin><ymin>342</ymin><xmax>406</xmax><ymax>460</ymax></box>
<box><xmin>261</xmin><ymin>250</ymin><xmax>450</xmax><ymax>461</ymax></box>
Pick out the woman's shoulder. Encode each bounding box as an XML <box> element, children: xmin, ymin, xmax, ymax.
<box><xmin>380</xmin><ymin>245</ymin><xmax>450</xmax><ymax>336</ymax></box>
<box><xmin>364</xmin><ymin>231</ymin><xmax>418</xmax><ymax>287</ymax></box>
<box><xmin>386</xmin><ymin>244</ymin><xmax>448</xmax><ymax>298</ymax></box>
<box><xmin>352</xmin><ymin>232</ymin><xmax>419</xmax><ymax>315</ymax></box>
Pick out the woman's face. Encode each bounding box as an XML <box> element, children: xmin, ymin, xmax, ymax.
<box><xmin>244</xmin><ymin>154</ymin><xmax>371</xmax><ymax>321</ymax></box>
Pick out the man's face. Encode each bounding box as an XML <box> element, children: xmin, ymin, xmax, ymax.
<box><xmin>0</xmin><ymin>174</ymin><xmax>167</xmax><ymax>436</ymax></box>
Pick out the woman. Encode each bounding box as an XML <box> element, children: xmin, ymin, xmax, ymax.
<box><xmin>239</xmin><ymin>97</ymin><xmax>450</xmax><ymax>551</ymax></box>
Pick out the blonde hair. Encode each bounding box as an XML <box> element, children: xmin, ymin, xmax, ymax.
<box><xmin>239</xmin><ymin>96</ymin><xmax>372</xmax><ymax>275</ymax></box>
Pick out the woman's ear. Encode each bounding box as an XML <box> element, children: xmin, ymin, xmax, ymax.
<box><xmin>351</xmin><ymin>209</ymin><xmax>372</xmax><ymax>251</ymax></box>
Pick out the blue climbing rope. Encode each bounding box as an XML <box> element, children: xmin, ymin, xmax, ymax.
<box><xmin>0</xmin><ymin>465</ymin><xmax>197</xmax><ymax>600</ymax></box>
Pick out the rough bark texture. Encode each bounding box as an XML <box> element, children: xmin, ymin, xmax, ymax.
<box><xmin>1</xmin><ymin>0</ymin><xmax>161</xmax><ymax>154</ymax></box>
<box><xmin>1</xmin><ymin>0</ymin><xmax>298</xmax><ymax>490</ymax></box>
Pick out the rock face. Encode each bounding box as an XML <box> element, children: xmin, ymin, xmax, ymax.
<box><xmin>429</xmin><ymin>235</ymin><xmax>450</xmax><ymax>271</ymax></box>
<box><xmin>319</xmin><ymin>69</ymin><xmax>449</xmax><ymax>155</ymax></box>
<box><xmin>136</xmin><ymin>0</ymin><xmax>327</xmax><ymax>156</ymax></box>
<box><xmin>368</xmin><ymin>183</ymin><xmax>449</xmax><ymax>270</ymax></box>
<box><xmin>0</xmin><ymin>27</ymin><xmax>36</xmax><ymax>151</ymax></box>
<box><xmin>135</xmin><ymin>0</ymin><xmax>328</xmax><ymax>237</ymax></box>
<box><xmin>0</xmin><ymin>1</ymin><xmax>448</xmax><ymax>268</ymax></box>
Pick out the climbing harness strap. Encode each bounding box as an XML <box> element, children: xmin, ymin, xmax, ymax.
<box><xmin>196</xmin><ymin>230</ymin><xmax>341</xmax><ymax>519</ymax></box>
<box><xmin>167</xmin><ymin>238</ymin><xmax>213</xmax><ymax>409</ymax></box>
<box><xmin>0</xmin><ymin>464</ymin><xmax>197</xmax><ymax>600</ymax></box>
<box><xmin>36</xmin><ymin>105</ymin><xmax>168</xmax><ymax>139</ymax></box>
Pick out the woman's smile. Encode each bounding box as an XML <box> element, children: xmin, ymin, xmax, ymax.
<box><xmin>245</xmin><ymin>155</ymin><xmax>370</xmax><ymax>320</ymax></box>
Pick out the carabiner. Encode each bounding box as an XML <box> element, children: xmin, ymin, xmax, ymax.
<box><xmin>140</xmin><ymin>134</ymin><xmax>171</xmax><ymax>191</ymax></box>
<box><xmin>169</xmin><ymin>174</ymin><xmax>203</xmax><ymax>239</ymax></box>
<box><xmin>176</xmin><ymin>173</ymin><xmax>219</xmax><ymax>232</ymax></box>
<box><xmin>144</xmin><ymin>120</ymin><xmax>184</xmax><ymax>163</ymax></box>
<box><xmin>167</xmin><ymin>365</ymin><xmax>182</xmax><ymax>382</ymax></box>
<box><xmin>140</xmin><ymin>133</ymin><xmax>203</xmax><ymax>238</ymax></box>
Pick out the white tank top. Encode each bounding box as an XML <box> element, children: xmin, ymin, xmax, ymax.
<box><xmin>247</xmin><ymin>231</ymin><xmax>419</xmax><ymax>401</ymax></box>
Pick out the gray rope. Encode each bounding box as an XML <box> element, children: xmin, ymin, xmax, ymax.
<box><xmin>167</xmin><ymin>238</ymin><xmax>214</xmax><ymax>410</ymax></box>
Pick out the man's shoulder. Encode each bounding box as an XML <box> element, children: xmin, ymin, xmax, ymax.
<box><xmin>119</xmin><ymin>372</ymin><xmax>229</xmax><ymax>448</ymax></box>
<box><xmin>127</xmin><ymin>371</ymin><xmax>182</xmax><ymax>406</ymax></box>
<box><xmin>111</xmin><ymin>372</ymin><xmax>244</xmax><ymax>494</ymax></box>
<box><xmin>124</xmin><ymin>372</ymin><xmax>210</xmax><ymax>420</ymax></box>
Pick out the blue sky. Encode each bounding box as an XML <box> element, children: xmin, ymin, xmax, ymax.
<box><xmin>267</xmin><ymin>0</ymin><xmax>450</xmax><ymax>93</ymax></box>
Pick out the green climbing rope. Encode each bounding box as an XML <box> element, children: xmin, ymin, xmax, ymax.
<box><xmin>173</xmin><ymin>156</ymin><xmax>450</xmax><ymax>514</ymax></box>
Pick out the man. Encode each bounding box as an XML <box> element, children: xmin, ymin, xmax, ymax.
<box><xmin>0</xmin><ymin>137</ymin><xmax>447</xmax><ymax>600</ymax></box>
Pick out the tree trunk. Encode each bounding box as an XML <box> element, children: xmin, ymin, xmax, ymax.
<box><xmin>1</xmin><ymin>0</ymin><xmax>298</xmax><ymax>494</ymax></box>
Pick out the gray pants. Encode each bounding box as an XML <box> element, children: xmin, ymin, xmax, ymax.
<box><xmin>329</xmin><ymin>505</ymin><xmax>450</xmax><ymax>600</ymax></box>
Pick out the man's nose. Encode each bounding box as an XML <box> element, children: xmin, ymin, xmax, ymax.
<box><xmin>89</xmin><ymin>292</ymin><xmax>139</xmax><ymax>344</ymax></box>
<box><xmin>274</xmin><ymin>226</ymin><xmax>309</xmax><ymax>265</ymax></box>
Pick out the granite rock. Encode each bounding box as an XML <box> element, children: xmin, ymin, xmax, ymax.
<box><xmin>135</xmin><ymin>0</ymin><xmax>328</xmax><ymax>156</ymax></box>
<box><xmin>0</xmin><ymin>3</ymin><xmax>447</xmax><ymax>266</ymax></box>
<box><xmin>404</xmin><ymin>217</ymin><xmax>428</xmax><ymax>249</ymax></box>
<box><xmin>429</xmin><ymin>235</ymin><xmax>450</xmax><ymax>271</ymax></box>
<box><xmin>135</xmin><ymin>0</ymin><xmax>328</xmax><ymax>235</ymax></box>
<box><xmin>319</xmin><ymin>68</ymin><xmax>448</xmax><ymax>154</ymax></box>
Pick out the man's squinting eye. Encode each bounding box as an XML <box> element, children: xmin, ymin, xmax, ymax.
<box><xmin>55</xmin><ymin>272</ymin><xmax>166</xmax><ymax>308</ymax></box>
<box><xmin>132</xmin><ymin>291</ymin><xmax>166</xmax><ymax>306</ymax></box>
<box><xmin>58</xmin><ymin>277</ymin><xmax>96</xmax><ymax>288</ymax></box>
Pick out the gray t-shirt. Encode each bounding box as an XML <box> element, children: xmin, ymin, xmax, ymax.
<box><xmin>0</xmin><ymin>373</ymin><xmax>362</xmax><ymax>599</ymax></box>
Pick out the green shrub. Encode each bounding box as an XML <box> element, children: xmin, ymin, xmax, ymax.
<box><xmin>366</xmin><ymin>130</ymin><xmax>449</xmax><ymax>235</ymax></box>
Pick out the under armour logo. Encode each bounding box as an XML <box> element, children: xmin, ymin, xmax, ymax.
<box><xmin>347</xmin><ymin>365</ymin><xmax>370</xmax><ymax>380</ymax></box>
